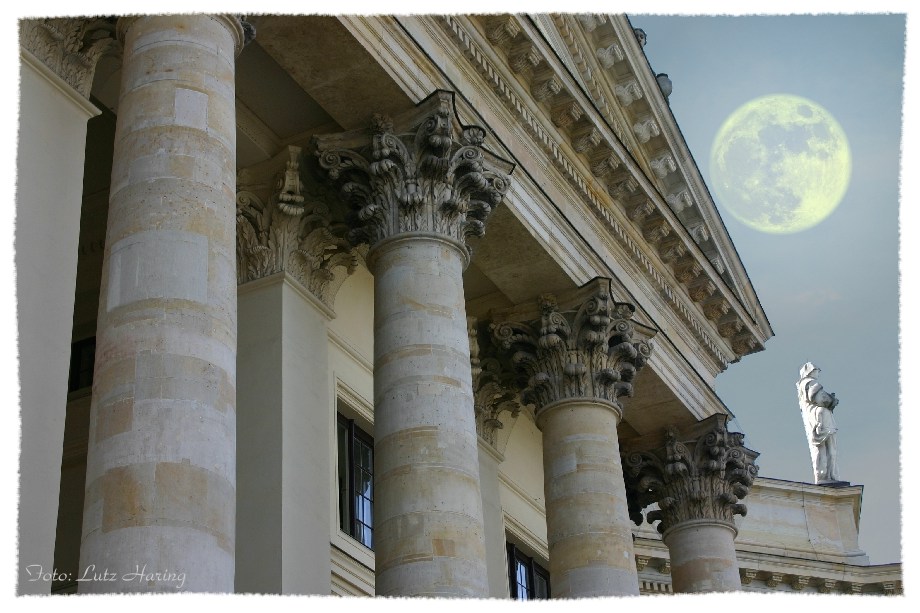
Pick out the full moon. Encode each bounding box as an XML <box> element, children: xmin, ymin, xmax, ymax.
<box><xmin>709</xmin><ymin>94</ymin><xmax>851</xmax><ymax>234</ymax></box>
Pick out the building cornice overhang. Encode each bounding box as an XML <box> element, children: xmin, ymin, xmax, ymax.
<box><xmin>432</xmin><ymin>15</ymin><xmax>770</xmax><ymax>370</ymax></box>
<box><xmin>575</xmin><ymin>14</ymin><xmax>772</xmax><ymax>340</ymax></box>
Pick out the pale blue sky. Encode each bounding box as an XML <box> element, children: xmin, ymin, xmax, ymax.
<box><xmin>630</xmin><ymin>13</ymin><xmax>904</xmax><ymax>564</ymax></box>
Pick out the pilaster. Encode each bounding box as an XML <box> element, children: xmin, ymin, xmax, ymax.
<box><xmin>16</xmin><ymin>17</ymin><xmax>112</xmax><ymax>595</ymax></box>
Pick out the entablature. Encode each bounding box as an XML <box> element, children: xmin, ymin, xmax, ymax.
<box><xmin>435</xmin><ymin>14</ymin><xmax>770</xmax><ymax>371</ymax></box>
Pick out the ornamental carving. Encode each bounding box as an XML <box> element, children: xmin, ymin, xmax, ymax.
<box><xmin>622</xmin><ymin>414</ymin><xmax>759</xmax><ymax>534</ymax></box>
<box><xmin>237</xmin><ymin>145</ymin><xmax>358</xmax><ymax>307</ymax></box>
<box><xmin>19</xmin><ymin>17</ymin><xmax>116</xmax><ymax>98</ymax></box>
<box><xmin>469</xmin><ymin>317</ymin><xmax>526</xmax><ymax>449</ymax></box>
<box><xmin>313</xmin><ymin>90</ymin><xmax>513</xmax><ymax>258</ymax></box>
<box><xmin>489</xmin><ymin>277</ymin><xmax>654</xmax><ymax>414</ymax></box>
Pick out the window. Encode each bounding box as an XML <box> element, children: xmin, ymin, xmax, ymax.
<box><xmin>507</xmin><ymin>542</ymin><xmax>550</xmax><ymax>600</ymax></box>
<box><xmin>68</xmin><ymin>336</ymin><xmax>96</xmax><ymax>392</ymax></box>
<box><xmin>337</xmin><ymin>413</ymin><xmax>374</xmax><ymax>549</ymax></box>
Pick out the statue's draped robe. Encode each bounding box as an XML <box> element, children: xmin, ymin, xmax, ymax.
<box><xmin>797</xmin><ymin>375</ymin><xmax>839</xmax><ymax>482</ymax></box>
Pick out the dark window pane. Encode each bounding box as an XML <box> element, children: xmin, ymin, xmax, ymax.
<box><xmin>337</xmin><ymin>413</ymin><xmax>374</xmax><ymax>550</ymax></box>
<box><xmin>507</xmin><ymin>543</ymin><xmax>549</xmax><ymax>600</ymax></box>
<box><xmin>68</xmin><ymin>337</ymin><xmax>96</xmax><ymax>392</ymax></box>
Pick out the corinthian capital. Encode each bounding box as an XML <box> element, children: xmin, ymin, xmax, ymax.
<box><xmin>237</xmin><ymin>146</ymin><xmax>358</xmax><ymax>307</ymax></box>
<box><xmin>19</xmin><ymin>17</ymin><xmax>116</xmax><ymax>98</ymax></box>
<box><xmin>622</xmin><ymin>414</ymin><xmax>759</xmax><ymax>534</ymax></box>
<box><xmin>312</xmin><ymin>90</ymin><xmax>514</xmax><ymax>261</ymax></box>
<box><xmin>489</xmin><ymin>277</ymin><xmax>654</xmax><ymax>417</ymax></box>
<box><xmin>469</xmin><ymin>317</ymin><xmax>527</xmax><ymax>450</ymax></box>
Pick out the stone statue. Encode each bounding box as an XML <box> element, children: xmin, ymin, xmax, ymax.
<box><xmin>796</xmin><ymin>362</ymin><xmax>841</xmax><ymax>483</ymax></box>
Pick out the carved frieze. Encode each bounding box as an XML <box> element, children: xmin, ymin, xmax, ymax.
<box><xmin>490</xmin><ymin>278</ymin><xmax>653</xmax><ymax>414</ymax></box>
<box><xmin>622</xmin><ymin>414</ymin><xmax>759</xmax><ymax>534</ymax></box>
<box><xmin>19</xmin><ymin>18</ymin><xmax>116</xmax><ymax>99</ymax></box>
<box><xmin>313</xmin><ymin>91</ymin><xmax>513</xmax><ymax>258</ymax></box>
<box><xmin>236</xmin><ymin>145</ymin><xmax>357</xmax><ymax>307</ymax></box>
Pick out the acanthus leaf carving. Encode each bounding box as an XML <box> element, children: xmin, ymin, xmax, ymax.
<box><xmin>20</xmin><ymin>17</ymin><xmax>117</xmax><ymax>99</ymax></box>
<box><xmin>622</xmin><ymin>414</ymin><xmax>759</xmax><ymax>534</ymax></box>
<box><xmin>469</xmin><ymin>317</ymin><xmax>527</xmax><ymax>449</ymax></box>
<box><xmin>236</xmin><ymin>145</ymin><xmax>358</xmax><ymax>307</ymax></box>
<box><xmin>313</xmin><ymin>91</ymin><xmax>513</xmax><ymax>258</ymax></box>
<box><xmin>489</xmin><ymin>278</ymin><xmax>654</xmax><ymax>414</ymax></box>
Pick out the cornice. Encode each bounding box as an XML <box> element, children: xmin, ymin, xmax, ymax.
<box><xmin>603</xmin><ymin>15</ymin><xmax>771</xmax><ymax>336</ymax></box>
<box><xmin>438</xmin><ymin>15</ymin><xmax>755</xmax><ymax>371</ymax></box>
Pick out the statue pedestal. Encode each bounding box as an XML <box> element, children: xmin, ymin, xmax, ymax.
<box><xmin>817</xmin><ymin>480</ymin><xmax>851</xmax><ymax>488</ymax></box>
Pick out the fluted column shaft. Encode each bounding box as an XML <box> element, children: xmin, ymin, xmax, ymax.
<box><xmin>490</xmin><ymin>279</ymin><xmax>654</xmax><ymax>597</ymax></box>
<box><xmin>79</xmin><ymin>15</ymin><xmax>244</xmax><ymax>593</ymax></box>
<box><xmin>663</xmin><ymin>520</ymin><xmax>742</xmax><ymax>592</ymax></box>
<box><xmin>314</xmin><ymin>91</ymin><xmax>513</xmax><ymax>597</ymax></box>
<box><xmin>539</xmin><ymin>399</ymin><xmax>638</xmax><ymax>596</ymax></box>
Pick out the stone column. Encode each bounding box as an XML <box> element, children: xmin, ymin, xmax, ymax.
<box><xmin>79</xmin><ymin>16</ymin><xmax>246</xmax><ymax>593</ymax></box>
<box><xmin>16</xmin><ymin>18</ymin><xmax>112</xmax><ymax>595</ymax></box>
<box><xmin>314</xmin><ymin>91</ymin><xmax>514</xmax><ymax>597</ymax></box>
<box><xmin>622</xmin><ymin>414</ymin><xmax>759</xmax><ymax>593</ymax></box>
<box><xmin>490</xmin><ymin>279</ymin><xmax>654</xmax><ymax>597</ymax></box>
<box><xmin>235</xmin><ymin>147</ymin><xmax>357</xmax><ymax>594</ymax></box>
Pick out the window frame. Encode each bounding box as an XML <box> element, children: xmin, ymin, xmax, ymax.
<box><xmin>507</xmin><ymin>541</ymin><xmax>550</xmax><ymax>600</ymax></box>
<box><xmin>337</xmin><ymin>412</ymin><xmax>374</xmax><ymax>550</ymax></box>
